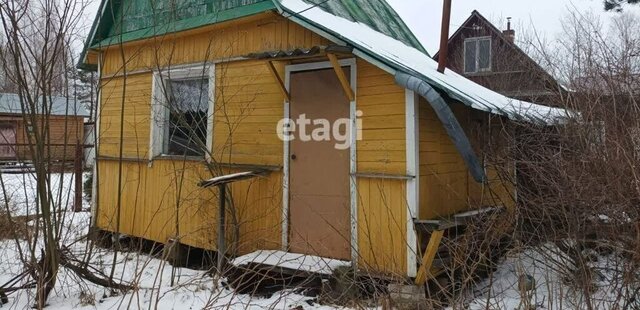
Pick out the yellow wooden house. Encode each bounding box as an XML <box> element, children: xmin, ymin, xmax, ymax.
<box><xmin>80</xmin><ymin>0</ymin><xmax>567</xmax><ymax>278</ymax></box>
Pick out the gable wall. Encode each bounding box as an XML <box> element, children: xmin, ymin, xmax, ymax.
<box><xmin>100</xmin><ymin>12</ymin><xmax>328</xmax><ymax>75</ymax></box>
<box><xmin>443</xmin><ymin>15</ymin><xmax>555</xmax><ymax>102</ymax></box>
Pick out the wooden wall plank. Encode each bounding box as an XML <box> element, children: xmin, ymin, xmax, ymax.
<box><xmin>356</xmin><ymin>178</ymin><xmax>408</xmax><ymax>276</ymax></box>
<box><xmin>96</xmin><ymin>160</ymin><xmax>282</xmax><ymax>253</ymax></box>
<box><xmin>356</xmin><ymin>59</ymin><xmax>406</xmax><ymax>175</ymax></box>
<box><xmin>101</xmin><ymin>15</ymin><xmax>330</xmax><ymax>75</ymax></box>
<box><xmin>417</xmin><ymin>97</ymin><xmax>516</xmax><ymax>220</ymax></box>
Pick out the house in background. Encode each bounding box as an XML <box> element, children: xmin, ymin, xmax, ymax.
<box><xmin>433</xmin><ymin>10</ymin><xmax>563</xmax><ymax>105</ymax></box>
<box><xmin>0</xmin><ymin>93</ymin><xmax>88</xmax><ymax>163</ymax></box>
<box><xmin>79</xmin><ymin>0</ymin><xmax>568</xmax><ymax>280</ymax></box>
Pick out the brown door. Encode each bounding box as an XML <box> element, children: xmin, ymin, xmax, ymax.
<box><xmin>0</xmin><ymin>124</ymin><xmax>16</xmax><ymax>158</ymax></box>
<box><xmin>289</xmin><ymin>68</ymin><xmax>351</xmax><ymax>260</ymax></box>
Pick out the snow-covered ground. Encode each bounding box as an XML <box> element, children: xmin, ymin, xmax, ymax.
<box><xmin>456</xmin><ymin>244</ymin><xmax>637</xmax><ymax>310</ymax></box>
<box><xmin>0</xmin><ymin>173</ymin><xmax>335</xmax><ymax>309</ymax></box>
<box><xmin>1</xmin><ymin>172</ymin><xmax>635</xmax><ymax>309</ymax></box>
<box><xmin>0</xmin><ymin>172</ymin><xmax>82</xmax><ymax>216</ymax></box>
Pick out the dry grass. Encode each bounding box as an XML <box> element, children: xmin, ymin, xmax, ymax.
<box><xmin>0</xmin><ymin>209</ymin><xmax>31</xmax><ymax>240</ymax></box>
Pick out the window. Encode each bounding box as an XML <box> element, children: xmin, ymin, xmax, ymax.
<box><xmin>151</xmin><ymin>66</ymin><xmax>213</xmax><ymax>158</ymax></box>
<box><xmin>464</xmin><ymin>37</ymin><xmax>491</xmax><ymax>74</ymax></box>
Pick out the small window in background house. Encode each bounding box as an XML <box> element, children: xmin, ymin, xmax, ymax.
<box><xmin>478</xmin><ymin>38</ymin><xmax>491</xmax><ymax>71</ymax></box>
<box><xmin>464</xmin><ymin>40</ymin><xmax>477</xmax><ymax>73</ymax></box>
<box><xmin>164</xmin><ymin>78</ymin><xmax>209</xmax><ymax>156</ymax></box>
<box><xmin>464</xmin><ymin>37</ymin><xmax>492</xmax><ymax>73</ymax></box>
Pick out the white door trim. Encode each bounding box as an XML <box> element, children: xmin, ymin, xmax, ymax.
<box><xmin>281</xmin><ymin>58</ymin><xmax>358</xmax><ymax>265</ymax></box>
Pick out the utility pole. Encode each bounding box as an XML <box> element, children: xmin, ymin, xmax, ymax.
<box><xmin>437</xmin><ymin>0</ymin><xmax>452</xmax><ymax>73</ymax></box>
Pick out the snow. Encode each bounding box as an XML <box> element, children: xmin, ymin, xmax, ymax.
<box><xmin>232</xmin><ymin>250</ymin><xmax>351</xmax><ymax>275</ymax></box>
<box><xmin>199</xmin><ymin>171</ymin><xmax>260</xmax><ymax>188</ymax></box>
<box><xmin>1</xmin><ymin>173</ymin><xmax>633</xmax><ymax>309</ymax></box>
<box><xmin>0</xmin><ymin>173</ymin><xmax>337</xmax><ymax>309</ymax></box>
<box><xmin>453</xmin><ymin>206</ymin><xmax>502</xmax><ymax>218</ymax></box>
<box><xmin>459</xmin><ymin>245</ymin><xmax>637</xmax><ymax>310</ymax></box>
<box><xmin>0</xmin><ymin>172</ymin><xmax>82</xmax><ymax>216</ymax></box>
<box><xmin>276</xmin><ymin>0</ymin><xmax>573</xmax><ymax>124</ymax></box>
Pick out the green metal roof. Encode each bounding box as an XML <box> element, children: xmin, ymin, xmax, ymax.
<box><xmin>79</xmin><ymin>0</ymin><xmax>426</xmax><ymax>70</ymax></box>
<box><xmin>90</xmin><ymin>0</ymin><xmax>276</xmax><ymax>48</ymax></box>
<box><xmin>299</xmin><ymin>0</ymin><xmax>425</xmax><ymax>54</ymax></box>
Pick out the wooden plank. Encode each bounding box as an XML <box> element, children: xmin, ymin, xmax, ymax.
<box><xmin>327</xmin><ymin>53</ymin><xmax>355</xmax><ymax>102</ymax></box>
<box><xmin>356</xmin><ymin>178</ymin><xmax>408</xmax><ymax>275</ymax></box>
<box><xmin>353</xmin><ymin>172</ymin><xmax>414</xmax><ymax>180</ymax></box>
<box><xmin>414</xmin><ymin>229</ymin><xmax>444</xmax><ymax>285</ymax></box>
<box><xmin>96</xmin><ymin>160</ymin><xmax>283</xmax><ymax>253</ymax></box>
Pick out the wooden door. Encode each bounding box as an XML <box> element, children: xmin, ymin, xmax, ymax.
<box><xmin>0</xmin><ymin>124</ymin><xmax>16</xmax><ymax>158</ymax></box>
<box><xmin>289</xmin><ymin>68</ymin><xmax>351</xmax><ymax>260</ymax></box>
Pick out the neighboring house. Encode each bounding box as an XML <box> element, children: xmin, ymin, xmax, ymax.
<box><xmin>0</xmin><ymin>93</ymin><xmax>88</xmax><ymax>162</ymax></box>
<box><xmin>433</xmin><ymin>10</ymin><xmax>563</xmax><ymax>105</ymax></box>
<box><xmin>80</xmin><ymin>0</ymin><xmax>567</xmax><ymax>278</ymax></box>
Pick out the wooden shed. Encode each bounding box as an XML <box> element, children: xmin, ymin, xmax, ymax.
<box><xmin>80</xmin><ymin>0</ymin><xmax>568</xmax><ymax>278</ymax></box>
<box><xmin>0</xmin><ymin>93</ymin><xmax>87</xmax><ymax>162</ymax></box>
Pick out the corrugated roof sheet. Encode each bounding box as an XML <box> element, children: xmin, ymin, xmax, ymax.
<box><xmin>246</xmin><ymin>46</ymin><xmax>322</xmax><ymax>59</ymax></box>
<box><xmin>275</xmin><ymin>0</ymin><xmax>571</xmax><ymax>124</ymax></box>
<box><xmin>0</xmin><ymin>93</ymin><xmax>89</xmax><ymax>117</ymax></box>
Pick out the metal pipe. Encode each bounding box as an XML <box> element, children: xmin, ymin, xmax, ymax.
<box><xmin>395</xmin><ymin>72</ymin><xmax>486</xmax><ymax>183</ymax></box>
<box><xmin>437</xmin><ymin>0</ymin><xmax>452</xmax><ymax>73</ymax></box>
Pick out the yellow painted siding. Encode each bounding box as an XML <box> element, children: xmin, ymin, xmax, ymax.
<box><xmin>213</xmin><ymin>60</ymin><xmax>284</xmax><ymax>165</ymax></box>
<box><xmin>99</xmin><ymin>73</ymin><xmax>152</xmax><ymax>158</ymax></box>
<box><xmin>96</xmin><ymin>11</ymin><xmax>415</xmax><ymax>276</ymax></box>
<box><xmin>356</xmin><ymin>178</ymin><xmax>407</xmax><ymax>275</ymax></box>
<box><xmin>356</xmin><ymin>59</ymin><xmax>406</xmax><ymax>174</ymax></box>
<box><xmin>100</xmin><ymin>13</ymin><xmax>329</xmax><ymax>75</ymax></box>
<box><xmin>96</xmin><ymin>159</ymin><xmax>282</xmax><ymax>253</ymax></box>
<box><xmin>418</xmin><ymin>100</ymin><xmax>470</xmax><ymax>219</ymax></box>
<box><xmin>96</xmin><ymin>16</ymin><xmax>321</xmax><ymax>254</ymax></box>
<box><xmin>418</xmin><ymin>98</ymin><xmax>515</xmax><ymax>219</ymax></box>
<box><xmin>354</xmin><ymin>59</ymin><xmax>408</xmax><ymax>276</ymax></box>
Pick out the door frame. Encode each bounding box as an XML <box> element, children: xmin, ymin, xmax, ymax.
<box><xmin>282</xmin><ymin>58</ymin><xmax>358</xmax><ymax>263</ymax></box>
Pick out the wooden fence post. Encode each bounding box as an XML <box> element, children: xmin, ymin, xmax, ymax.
<box><xmin>217</xmin><ymin>184</ymin><xmax>226</xmax><ymax>272</ymax></box>
<box><xmin>74</xmin><ymin>139</ymin><xmax>83</xmax><ymax>212</ymax></box>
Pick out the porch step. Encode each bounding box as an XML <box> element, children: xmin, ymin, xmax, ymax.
<box><xmin>413</xmin><ymin>206</ymin><xmax>507</xmax><ymax>285</ymax></box>
<box><xmin>226</xmin><ymin>250</ymin><xmax>350</xmax><ymax>295</ymax></box>
<box><xmin>413</xmin><ymin>206</ymin><xmax>505</xmax><ymax>232</ymax></box>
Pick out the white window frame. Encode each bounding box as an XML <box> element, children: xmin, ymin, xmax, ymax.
<box><xmin>464</xmin><ymin>36</ymin><xmax>492</xmax><ymax>74</ymax></box>
<box><xmin>150</xmin><ymin>64</ymin><xmax>215</xmax><ymax>161</ymax></box>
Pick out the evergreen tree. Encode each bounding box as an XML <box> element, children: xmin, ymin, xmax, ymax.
<box><xmin>605</xmin><ymin>0</ymin><xmax>640</xmax><ymax>11</ymax></box>
<box><xmin>69</xmin><ymin>66</ymin><xmax>96</xmax><ymax>120</ymax></box>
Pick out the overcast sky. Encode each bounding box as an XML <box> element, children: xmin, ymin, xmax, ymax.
<box><xmin>386</xmin><ymin>0</ymin><xmax>640</xmax><ymax>54</ymax></box>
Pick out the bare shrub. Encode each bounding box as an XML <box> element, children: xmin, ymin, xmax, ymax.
<box><xmin>470</xmin><ymin>8</ymin><xmax>640</xmax><ymax>309</ymax></box>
